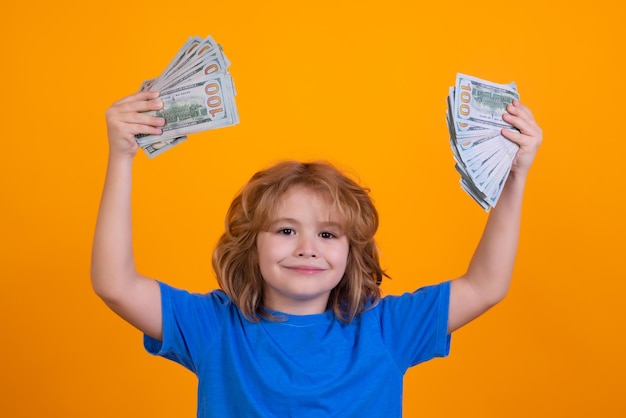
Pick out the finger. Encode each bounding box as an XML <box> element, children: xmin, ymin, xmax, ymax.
<box><xmin>504</xmin><ymin>103</ymin><xmax>541</xmax><ymax>138</ymax></box>
<box><xmin>122</xmin><ymin>121</ymin><xmax>164</xmax><ymax>137</ymax></box>
<box><xmin>500</xmin><ymin>127</ymin><xmax>526</xmax><ymax>145</ymax></box>
<box><xmin>502</xmin><ymin>112</ymin><xmax>536</xmax><ymax>136</ymax></box>
<box><xmin>107</xmin><ymin>111</ymin><xmax>165</xmax><ymax>141</ymax></box>
<box><xmin>112</xmin><ymin>90</ymin><xmax>160</xmax><ymax>107</ymax></box>
<box><xmin>111</xmin><ymin>122</ymin><xmax>163</xmax><ymax>145</ymax></box>
<box><xmin>114</xmin><ymin>97</ymin><xmax>163</xmax><ymax>115</ymax></box>
<box><xmin>116</xmin><ymin>112</ymin><xmax>165</xmax><ymax>130</ymax></box>
<box><xmin>515</xmin><ymin>100</ymin><xmax>536</xmax><ymax>121</ymax></box>
<box><xmin>501</xmin><ymin>121</ymin><xmax>542</xmax><ymax>149</ymax></box>
<box><xmin>507</xmin><ymin>100</ymin><xmax>536</xmax><ymax>125</ymax></box>
<box><xmin>106</xmin><ymin>99</ymin><xmax>164</xmax><ymax>126</ymax></box>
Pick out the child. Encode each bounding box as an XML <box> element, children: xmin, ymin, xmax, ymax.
<box><xmin>92</xmin><ymin>90</ymin><xmax>542</xmax><ymax>417</ymax></box>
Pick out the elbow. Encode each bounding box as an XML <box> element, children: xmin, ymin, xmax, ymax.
<box><xmin>467</xmin><ymin>268</ymin><xmax>513</xmax><ymax>309</ymax></box>
<box><xmin>91</xmin><ymin>277</ymin><xmax>131</xmax><ymax>314</ymax></box>
<box><xmin>90</xmin><ymin>267</ymin><xmax>130</xmax><ymax>307</ymax></box>
<box><xmin>482</xmin><ymin>283</ymin><xmax>510</xmax><ymax>309</ymax></box>
<box><xmin>90</xmin><ymin>264</ymin><xmax>108</xmax><ymax>299</ymax></box>
<box><xmin>90</xmin><ymin>267</ymin><xmax>103</xmax><ymax>297</ymax></box>
<box><xmin>90</xmin><ymin>272</ymin><xmax>115</xmax><ymax>305</ymax></box>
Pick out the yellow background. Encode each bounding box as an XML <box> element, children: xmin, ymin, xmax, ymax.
<box><xmin>2</xmin><ymin>0</ymin><xmax>625</xmax><ymax>416</ymax></box>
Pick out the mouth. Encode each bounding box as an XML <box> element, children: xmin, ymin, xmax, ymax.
<box><xmin>284</xmin><ymin>265</ymin><xmax>326</xmax><ymax>275</ymax></box>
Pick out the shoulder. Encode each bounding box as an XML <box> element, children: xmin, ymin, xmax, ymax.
<box><xmin>145</xmin><ymin>285</ymin><xmax>238</xmax><ymax>370</ymax></box>
<box><xmin>361</xmin><ymin>281</ymin><xmax>451</xmax><ymax>331</ymax></box>
<box><xmin>157</xmin><ymin>281</ymin><xmax>229</xmax><ymax>299</ymax></box>
<box><xmin>365</xmin><ymin>282</ymin><xmax>452</xmax><ymax>368</ymax></box>
<box><xmin>375</xmin><ymin>281</ymin><xmax>451</xmax><ymax>314</ymax></box>
<box><xmin>157</xmin><ymin>282</ymin><xmax>235</xmax><ymax>315</ymax></box>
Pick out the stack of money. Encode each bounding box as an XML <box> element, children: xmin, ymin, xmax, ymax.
<box><xmin>136</xmin><ymin>35</ymin><xmax>239</xmax><ymax>158</ymax></box>
<box><xmin>446</xmin><ymin>73</ymin><xmax>520</xmax><ymax>210</ymax></box>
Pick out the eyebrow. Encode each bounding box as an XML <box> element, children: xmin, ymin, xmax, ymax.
<box><xmin>269</xmin><ymin>218</ymin><xmax>344</xmax><ymax>229</ymax></box>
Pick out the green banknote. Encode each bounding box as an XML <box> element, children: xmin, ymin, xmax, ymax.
<box><xmin>136</xmin><ymin>35</ymin><xmax>239</xmax><ymax>158</ymax></box>
<box><xmin>446</xmin><ymin>73</ymin><xmax>520</xmax><ymax>210</ymax></box>
<box><xmin>454</xmin><ymin>73</ymin><xmax>519</xmax><ymax>131</ymax></box>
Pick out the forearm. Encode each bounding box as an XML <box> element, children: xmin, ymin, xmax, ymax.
<box><xmin>91</xmin><ymin>154</ymin><xmax>139</xmax><ymax>299</ymax></box>
<box><xmin>464</xmin><ymin>170</ymin><xmax>527</xmax><ymax>305</ymax></box>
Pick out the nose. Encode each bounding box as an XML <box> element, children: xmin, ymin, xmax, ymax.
<box><xmin>296</xmin><ymin>235</ymin><xmax>317</xmax><ymax>258</ymax></box>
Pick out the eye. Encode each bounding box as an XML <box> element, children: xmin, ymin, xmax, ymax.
<box><xmin>319</xmin><ymin>231</ymin><xmax>336</xmax><ymax>239</ymax></box>
<box><xmin>278</xmin><ymin>228</ymin><xmax>294</xmax><ymax>236</ymax></box>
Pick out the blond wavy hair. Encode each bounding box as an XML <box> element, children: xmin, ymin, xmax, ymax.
<box><xmin>212</xmin><ymin>161</ymin><xmax>385</xmax><ymax>322</ymax></box>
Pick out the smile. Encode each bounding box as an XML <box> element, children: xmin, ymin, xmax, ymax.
<box><xmin>284</xmin><ymin>265</ymin><xmax>326</xmax><ymax>275</ymax></box>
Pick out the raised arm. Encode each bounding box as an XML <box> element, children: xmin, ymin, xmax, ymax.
<box><xmin>91</xmin><ymin>91</ymin><xmax>166</xmax><ymax>340</ymax></box>
<box><xmin>448</xmin><ymin>100</ymin><xmax>542</xmax><ymax>333</ymax></box>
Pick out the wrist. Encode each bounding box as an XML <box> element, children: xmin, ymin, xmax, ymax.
<box><xmin>508</xmin><ymin>166</ymin><xmax>530</xmax><ymax>184</ymax></box>
<box><xmin>107</xmin><ymin>149</ymin><xmax>137</xmax><ymax>169</ymax></box>
<box><xmin>108</xmin><ymin>142</ymin><xmax>138</xmax><ymax>161</ymax></box>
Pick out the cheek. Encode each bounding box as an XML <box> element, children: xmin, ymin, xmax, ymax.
<box><xmin>255</xmin><ymin>236</ymin><xmax>272</xmax><ymax>268</ymax></box>
<box><xmin>257</xmin><ymin>235</ymin><xmax>287</xmax><ymax>263</ymax></box>
<box><xmin>335</xmin><ymin>243</ymin><xmax>350</xmax><ymax>268</ymax></box>
<box><xmin>256</xmin><ymin>248</ymin><xmax>274</xmax><ymax>280</ymax></box>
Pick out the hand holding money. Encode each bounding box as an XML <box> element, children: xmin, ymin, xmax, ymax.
<box><xmin>446</xmin><ymin>73</ymin><xmax>520</xmax><ymax>210</ymax></box>
<box><xmin>105</xmin><ymin>90</ymin><xmax>166</xmax><ymax>158</ymax></box>
<box><xmin>137</xmin><ymin>35</ymin><xmax>239</xmax><ymax>158</ymax></box>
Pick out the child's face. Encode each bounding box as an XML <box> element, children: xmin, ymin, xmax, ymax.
<box><xmin>256</xmin><ymin>185</ymin><xmax>349</xmax><ymax>315</ymax></box>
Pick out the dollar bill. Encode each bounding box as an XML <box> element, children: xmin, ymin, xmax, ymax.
<box><xmin>156</xmin><ymin>37</ymin><xmax>204</xmax><ymax>83</ymax></box>
<box><xmin>141</xmin><ymin>136</ymin><xmax>188</xmax><ymax>158</ymax></box>
<box><xmin>454</xmin><ymin>73</ymin><xmax>519</xmax><ymax>131</ymax></box>
<box><xmin>156</xmin><ymin>49</ymin><xmax>230</xmax><ymax>93</ymax></box>
<box><xmin>136</xmin><ymin>73</ymin><xmax>237</xmax><ymax>147</ymax></box>
<box><xmin>136</xmin><ymin>35</ymin><xmax>239</xmax><ymax>158</ymax></box>
<box><xmin>446</xmin><ymin>73</ymin><xmax>520</xmax><ymax>210</ymax></box>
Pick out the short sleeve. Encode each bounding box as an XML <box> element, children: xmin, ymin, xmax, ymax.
<box><xmin>378</xmin><ymin>281</ymin><xmax>451</xmax><ymax>370</ymax></box>
<box><xmin>143</xmin><ymin>282</ymin><xmax>230</xmax><ymax>374</ymax></box>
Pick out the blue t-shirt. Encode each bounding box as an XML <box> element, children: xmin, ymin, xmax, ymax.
<box><xmin>144</xmin><ymin>281</ymin><xmax>451</xmax><ymax>417</ymax></box>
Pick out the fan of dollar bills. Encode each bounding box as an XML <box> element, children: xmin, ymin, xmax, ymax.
<box><xmin>136</xmin><ymin>35</ymin><xmax>239</xmax><ymax>158</ymax></box>
<box><xmin>446</xmin><ymin>73</ymin><xmax>520</xmax><ymax>210</ymax></box>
